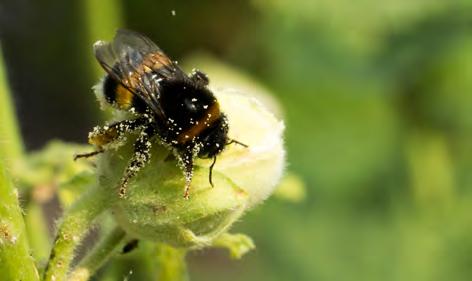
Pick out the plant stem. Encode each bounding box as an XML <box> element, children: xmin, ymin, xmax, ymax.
<box><xmin>69</xmin><ymin>226</ymin><xmax>127</xmax><ymax>281</ymax></box>
<box><xmin>43</xmin><ymin>184</ymin><xmax>113</xmax><ymax>281</ymax></box>
<box><xmin>25</xmin><ymin>202</ymin><xmax>51</xmax><ymax>263</ymax></box>
<box><xmin>83</xmin><ymin>0</ymin><xmax>123</xmax><ymax>80</ymax></box>
<box><xmin>0</xmin><ymin>46</ymin><xmax>24</xmax><ymax>162</ymax></box>
<box><xmin>0</xmin><ymin>161</ymin><xmax>40</xmax><ymax>281</ymax></box>
<box><xmin>156</xmin><ymin>244</ymin><xmax>189</xmax><ymax>281</ymax></box>
<box><xmin>0</xmin><ymin>44</ymin><xmax>38</xmax><ymax>280</ymax></box>
<box><xmin>406</xmin><ymin>131</ymin><xmax>455</xmax><ymax>216</ymax></box>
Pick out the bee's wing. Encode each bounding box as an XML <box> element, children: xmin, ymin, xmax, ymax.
<box><xmin>94</xmin><ymin>29</ymin><xmax>186</xmax><ymax>117</ymax></box>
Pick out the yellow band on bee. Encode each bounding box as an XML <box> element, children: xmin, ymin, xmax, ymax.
<box><xmin>115</xmin><ymin>85</ymin><xmax>134</xmax><ymax>109</ymax></box>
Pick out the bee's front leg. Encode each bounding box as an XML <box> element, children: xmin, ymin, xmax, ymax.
<box><xmin>74</xmin><ymin>118</ymin><xmax>147</xmax><ymax>161</ymax></box>
<box><xmin>176</xmin><ymin>149</ymin><xmax>194</xmax><ymax>200</ymax></box>
<box><xmin>73</xmin><ymin>149</ymin><xmax>105</xmax><ymax>161</ymax></box>
<box><xmin>118</xmin><ymin>127</ymin><xmax>155</xmax><ymax>198</ymax></box>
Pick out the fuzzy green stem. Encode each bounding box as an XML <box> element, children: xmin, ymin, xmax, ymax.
<box><xmin>156</xmin><ymin>244</ymin><xmax>189</xmax><ymax>281</ymax></box>
<box><xmin>0</xmin><ymin>161</ymin><xmax>40</xmax><ymax>281</ymax></box>
<box><xmin>0</xmin><ymin>49</ymin><xmax>51</xmax><ymax>263</ymax></box>
<box><xmin>43</xmin><ymin>184</ymin><xmax>113</xmax><ymax>281</ymax></box>
<box><xmin>0</xmin><ymin>43</ymin><xmax>38</xmax><ymax>280</ymax></box>
<box><xmin>25</xmin><ymin>202</ymin><xmax>51</xmax><ymax>263</ymax></box>
<box><xmin>69</xmin><ymin>226</ymin><xmax>127</xmax><ymax>281</ymax></box>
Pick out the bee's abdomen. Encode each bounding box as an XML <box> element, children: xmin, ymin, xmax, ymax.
<box><xmin>158</xmin><ymin>80</ymin><xmax>221</xmax><ymax>145</ymax></box>
<box><xmin>176</xmin><ymin>102</ymin><xmax>221</xmax><ymax>144</ymax></box>
<box><xmin>103</xmin><ymin>75</ymin><xmax>147</xmax><ymax>112</ymax></box>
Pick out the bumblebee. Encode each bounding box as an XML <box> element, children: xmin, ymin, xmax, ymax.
<box><xmin>76</xmin><ymin>29</ymin><xmax>245</xmax><ymax>199</ymax></box>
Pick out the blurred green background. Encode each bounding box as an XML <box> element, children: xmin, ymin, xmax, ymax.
<box><xmin>1</xmin><ymin>0</ymin><xmax>472</xmax><ymax>280</ymax></box>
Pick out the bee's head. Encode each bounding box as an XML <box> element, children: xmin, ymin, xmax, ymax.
<box><xmin>198</xmin><ymin>115</ymin><xmax>229</xmax><ymax>158</ymax></box>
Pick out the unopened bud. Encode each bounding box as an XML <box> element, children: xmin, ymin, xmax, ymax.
<box><xmin>97</xmin><ymin>88</ymin><xmax>285</xmax><ymax>248</ymax></box>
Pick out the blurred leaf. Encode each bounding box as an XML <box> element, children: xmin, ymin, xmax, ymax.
<box><xmin>273</xmin><ymin>172</ymin><xmax>306</xmax><ymax>203</ymax></box>
<box><xmin>12</xmin><ymin>141</ymin><xmax>94</xmax><ymax>206</ymax></box>
<box><xmin>212</xmin><ymin>233</ymin><xmax>255</xmax><ymax>259</ymax></box>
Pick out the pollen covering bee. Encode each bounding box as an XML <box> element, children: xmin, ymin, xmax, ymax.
<box><xmin>75</xmin><ymin>29</ymin><xmax>245</xmax><ymax>199</ymax></box>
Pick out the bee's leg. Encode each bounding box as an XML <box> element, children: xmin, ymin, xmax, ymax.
<box><xmin>118</xmin><ymin>127</ymin><xmax>155</xmax><ymax>198</ymax></box>
<box><xmin>183</xmin><ymin>158</ymin><xmax>193</xmax><ymax>200</ymax></box>
<box><xmin>74</xmin><ymin>118</ymin><xmax>147</xmax><ymax>161</ymax></box>
<box><xmin>227</xmin><ymin>139</ymin><xmax>248</xmax><ymax>148</ymax></box>
<box><xmin>208</xmin><ymin>156</ymin><xmax>217</xmax><ymax>188</ymax></box>
<box><xmin>73</xmin><ymin>149</ymin><xmax>105</xmax><ymax>161</ymax></box>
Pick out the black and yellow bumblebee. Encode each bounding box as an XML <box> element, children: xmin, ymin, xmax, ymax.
<box><xmin>75</xmin><ymin>29</ymin><xmax>245</xmax><ymax>199</ymax></box>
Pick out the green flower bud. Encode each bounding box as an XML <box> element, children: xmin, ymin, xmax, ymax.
<box><xmin>97</xmin><ymin>89</ymin><xmax>285</xmax><ymax>248</ymax></box>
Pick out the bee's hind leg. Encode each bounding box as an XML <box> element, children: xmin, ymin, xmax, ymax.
<box><xmin>117</xmin><ymin>127</ymin><xmax>155</xmax><ymax>198</ymax></box>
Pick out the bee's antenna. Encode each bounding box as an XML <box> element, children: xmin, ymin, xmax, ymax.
<box><xmin>209</xmin><ymin>156</ymin><xmax>217</xmax><ymax>187</ymax></box>
<box><xmin>227</xmin><ymin>139</ymin><xmax>248</xmax><ymax>148</ymax></box>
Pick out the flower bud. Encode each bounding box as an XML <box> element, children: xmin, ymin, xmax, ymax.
<box><xmin>97</xmin><ymin>89</ymin><xmax>285</xmax><ymax>248</ymax></box>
